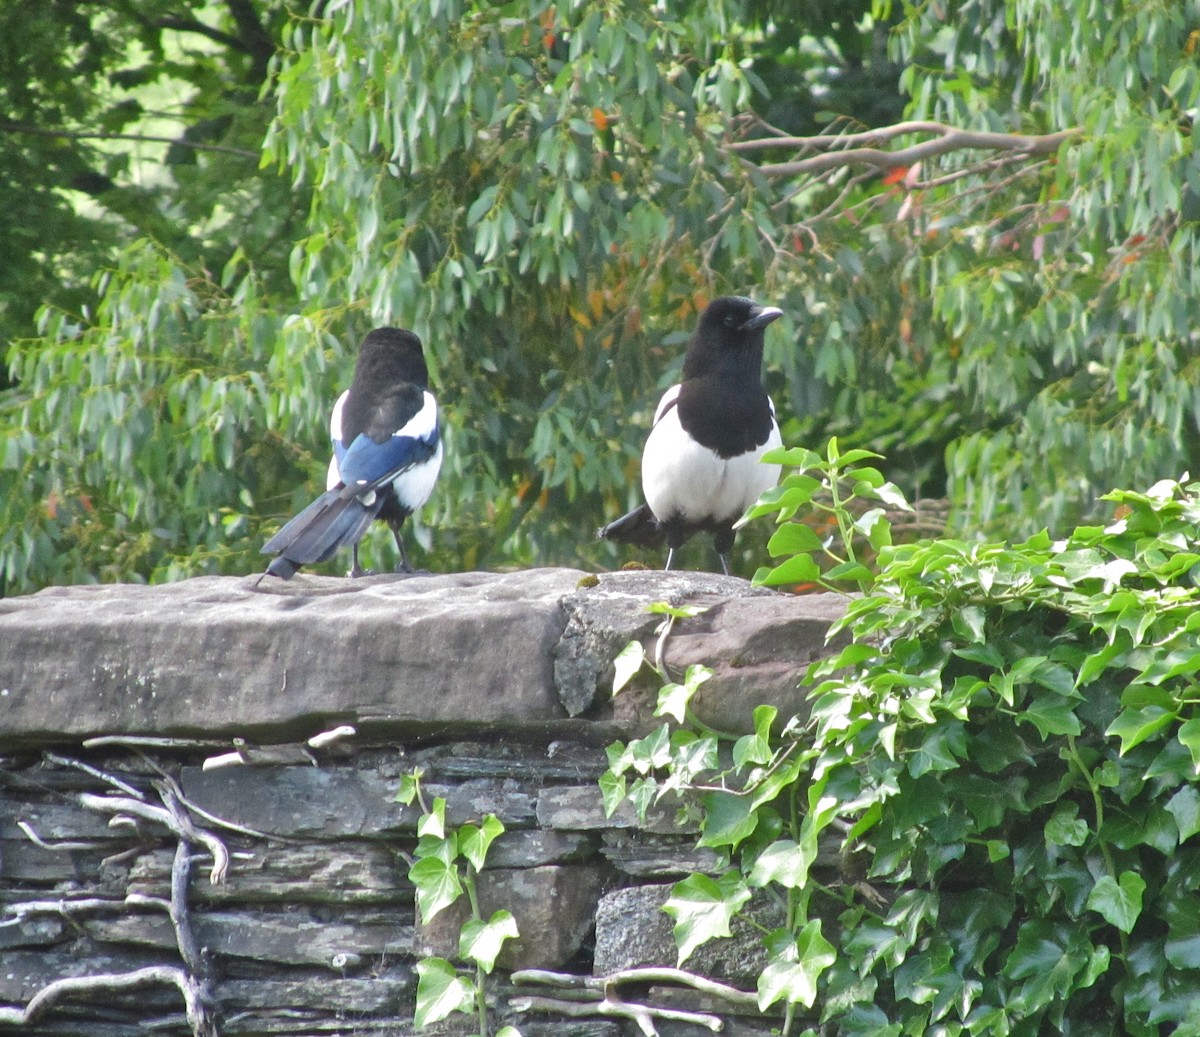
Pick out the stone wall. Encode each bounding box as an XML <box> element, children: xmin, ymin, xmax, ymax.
<box><xmin>0</xmin><ymin>569</ymin><xmax>846</xmax><ymax>1036</ymax></box>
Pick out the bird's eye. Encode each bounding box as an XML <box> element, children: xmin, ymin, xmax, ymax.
<box><xmin>724</xmin><ymin>314</ymin><xmax>738</xmax><ymax>327</ymax></box>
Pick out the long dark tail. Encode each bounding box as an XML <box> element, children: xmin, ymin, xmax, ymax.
<box><xmin>597</xmin><ymin>503</ymin><xmax>665</xmax><ymax>548</ymax></box>
<box><xmin>260</xmin><ymin>490</ymin><xmax>381</xmax><ymax>580</ymax></box>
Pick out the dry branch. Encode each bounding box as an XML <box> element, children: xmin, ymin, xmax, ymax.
<box><xmin>511</xmin><ymin>966</ymin><xmax>764</xmax><ymax>1034</ymax></box>
<box><xmin>0</xmin><ymin>966</ymin><xmax>210</xmax><ymax>1031</ymax></box>
<box><xmin>728</xmin><ymin>119</ymin><xmax>1079</xmax><ymax>177</ymax></box>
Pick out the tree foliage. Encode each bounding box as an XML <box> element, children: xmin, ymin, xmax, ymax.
<box><xmin>2</xmin><ymin>0</ymin><xmax>1198</xmax><ymax>591</ymax></box>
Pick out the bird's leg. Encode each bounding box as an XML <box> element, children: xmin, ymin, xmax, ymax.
<box><xmin>349</xmin><ymin>544</ymin><xmax>367</xmax><ymax>578</ymax></box>
<box><xmin>390</xmin><ymin>522</ymin><xmax>413</xmax><ymax>574</ymax></box>
<box><xmin>664</xmin><ymin>548</ymin><xmax>675</xmax><ymax>572</ymax></box>
<box><xmin>714</xmin><ymin>527</ymin><xmax>735</xmax><ymax>577</ymax></box>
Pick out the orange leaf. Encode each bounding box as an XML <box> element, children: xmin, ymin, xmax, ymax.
<box><xmin>592</xmin><ymin>107</ymin><xmax>609</xmax><ymax>132</ymax></box>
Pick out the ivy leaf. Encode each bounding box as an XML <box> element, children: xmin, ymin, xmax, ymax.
<box><xmin>1106</xmin><ymin>705</ymin><xmax>1176</xmax><ymax>755</ymax></box>
<box><xmin>394</xmin><ymin>770</ymin><xmax>421</xmax><ymax>805</ymax></box>
<box><xmin>1022</xmin><ymin>693</ymin><xmax>1082</xmax><ymax>738</ymax></box>
<box><xmin>656</xmin><ymin>682</ymin><xmax>692</xmax><ymax>723</ymax></box>
<box><xmin>1086</xmin><ymin>871</ymin><xmax>1146</xmax><ymax>933</ymax></box>
<box><xmin>417</xmin><ymin>797</ymin><xmax>448</xmax><ymax>840</ymax></box>
<box><xmin>1166</xmin><ymin>786</ymin><xmax>1200</xmax><ymax>843</ymax></box>
<box><xmin>664</xmin><ymin>872</ymin><xmax>752</xmax><ymax>965</ymax></box>
<box><xmin>733</xmin><ymin>705</ymin><xmax>777</xmax><ymax>768</ymax></box>
<box><xmin>459</xmin><ymin>910</ymin><xmax>519</xmax><ymax>973</ymax></box>
<box><xmin>698</xmin><ymin>790</ymin><xmax>758</xmax><ymax>849</ymax></box>
<box><xmin>409</xmin><ymin>856</ymin><xmax>463</xmax><ymax>924</ymax></box>
<box><xmin>458</xmin><ymin>814</ymin><xmax>505</xmax><ymax>873</ymax></box>
<box><xmin>1179</xmin><ymin>717</ymin><xmax>1200</xmax><ymax>773</ymax></box>
<box><xmin>598</xmin><ymin>770</ymin><xmax>625</xmax><ymax>818</ymax></box>
<box><xmin>611</xmin><ymin>640</ymin><xmax>645</xmax><ymax>696</ymax></box>
<box><xmin>1045</xmin><ymin>801</ymin><xmax>1089</xmax><ymax>847</ymax></box>
<box><xmin>413</xmin><ymin>958</ymin><xmax>474</xmax><ymax>1028</ymax></box>
<box><xmin>757</xmin><ymin>921</ymin><xmax>837</xmax><ymax>1010</ymax></box>
<box><xmin>748</xmin><ymin>839</ymin><xmax>812</xmax><ymax>889</ymax></box>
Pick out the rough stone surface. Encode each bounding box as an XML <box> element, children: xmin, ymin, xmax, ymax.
<box><xmin>0</xmin><ymin>569</ymin><xmax>846</xmax><ymax>1035</ymax></box>
<box><xmin>0</xmin><ymin>569</ymin><xmax>578</xmax><ymax>741</ymax></box>
<box><xmin>0</xmin><ymin>569</ymin><xmax>845</xmax><ymax>742</ymax></box>
<box><xmin>592</xmin><ymin>884</ymin><xmax>785</xmax><ymax>984</ymax></box>
<box><xmin>415</xmin><ymin>864</ymin><xmax>611</xmax><ymax>971</ymax></box>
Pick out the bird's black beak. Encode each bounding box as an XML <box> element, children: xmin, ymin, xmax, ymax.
<box><xmin>741</xmin><ymin>305</ymin><xmax>783</xmax><ymax>331</ymax></box>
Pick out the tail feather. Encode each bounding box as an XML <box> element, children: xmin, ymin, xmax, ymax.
<box><xmin>261</xmin><ymin>490</ymin><xmax>382</xmax><ymax>580</ymax></box>
<box><xmin>597</xmin><ymin>503</ymin><xmax>665</xmax><ymax>548</ymax></box>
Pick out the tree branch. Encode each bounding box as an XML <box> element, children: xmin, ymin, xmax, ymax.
<box><xmin>0</xmin><ymin>121</ymin><xmax>259</xmax><ymax>160</ymax></box>
<box><xmin>730</xmin><ymin>120</ymin><xmax>1080</xmax><ymax>177</ymax></box>
<box><xmin>0</xmin><ymin>967</ymin><xmax>209</xmax><ymax>1030</ymax></box>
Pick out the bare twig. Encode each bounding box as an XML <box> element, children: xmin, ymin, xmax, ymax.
<box><xmin>79</xmin><ymin>792</ymin><xmax>229</xmax><ymax>884</ymax></box>
<box><xmin>0</xmin><ymin>966</ymin><xmax>210</xmax><ymax>1031</ymax></box>
<box><xmin>728</xmin><ymin>119</ymin><xmax>1079</xmax><ymax>177</ymax></box>
<box><xmin>0</xmin><ymin>120</ymin><xmax>259</xmax><ymax>159</ymax></box>
<box><xmin>81</xmin><ymin>736</ymin><xmax>228</xmax><ymax>750</ymax></box>
<box><xmin>510</xmin><ymin>994</ymin><xmax>723</xmax><ymax>1034</ymax></box>
<box><xmin>0</xmin><ymin>894</ymin><xmax>171</xmax><ymax>928</ymax></box>
<box><xmin>44</xmin><ymin>752</ymin><xmax>146</xmax><ymax>798</ymax></box>
<box><xmin>15</xmin><ymin>821</ymin><xmax>100</xmax><ymax>853</ymax></box>
<box><xmin>511</xmin><ymin>966</ymin><xmax>759</xmax><ymax>1007</ymax></box>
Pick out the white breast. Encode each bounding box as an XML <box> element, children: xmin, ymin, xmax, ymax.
<box><xmin>641</xmin><ymin>395</ymin><xmax>781</xmax><ymax>525</ymax></box>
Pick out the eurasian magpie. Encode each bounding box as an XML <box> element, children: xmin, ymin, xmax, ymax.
<box><xmin>597</xmin><ymin>296</ymin><xmax>783</xmax><ymax>575</ymax></box>
<box><xmin>259</xmin><ymin>327</ymin><xmax>442</xmax><ymax>581</ymax></box>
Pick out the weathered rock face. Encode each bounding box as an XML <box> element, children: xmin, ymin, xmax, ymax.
<box><xmin>0</xmin><ymin>570</ymin><xmax>846</xmax><ymax>1036</ymax></box>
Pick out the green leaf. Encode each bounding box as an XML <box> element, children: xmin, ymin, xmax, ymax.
<box><xmin>767</xmin><ymin>521</ymin><xmax>824</xmax><ymax>556</ymax></box>
<box><xmin>394</xmin><ymin>770</ymin><xmax>421</xmax><ymax>805</ymax></box>
<box><xmin>458</xmin><ymin>814</ymin><xmax>504</xmax><ymax>873</ymax></box>
<box><xmin>409</xmin><ymin>856</ymin><xmax>464</xmax><ymax>924</ymax></box>
<box><xmin>656</xmin><ymin>682</ymin><xmax>692</xmax><ymax>723</ymax></box>
<box><xmin>598</xmin><ymin>769</ymin><xmax>625</xmax><ymax>818</ymax></box>
<box><xmin>417</xmin><ymin>797</ymin><xmax>447</xmax><ymax>840</ymax></box>
<box><xmin>459</xmin><ymin>910</ymin><xmax>519</xmax><ymax>973</ymax></box>
<box><xmin>1045</xmin><ymin>801</ymin><xmax>1089</xmax><ymax>847</ymax></box>
<box><xmin>664</xmin><ymin>872</ymin><xmax>752</xmax><ymax>965</ymax></box>
<box><xmin>1086</xmin><ymin>871</ymin><xmax>1146</xmax><ymax>933</ymax></box>
<box><xmin>753</xmin><ymin>551</ymin><xmax>823</xmax><ymax>587</ymax></box>
<box><xmin>1106</xmin><ymin>705</ymin><xmax>1176</xmax><ymax>755</ymax></box>
<box><xmin>757</xmin><ymin>921</ymin><xmax>837</xmax><ymax>1010</ymax></box>
<box><xmin>1166</xmin><ymin>786</ymin><xmax>1200</xmax><ymax>843</ymax></box>
<box><xmin>733</xmin><ymin>705</ymin><xmax>777</xmax><ymax>768</ymax></box>
<box><xmin>748</xmin><ymin>839</ymin><xmax>812</xmax><ymax>889</ymax></box>
<box><xmin>612</xmin><ymin>640</ymin><xmax>645</xmax><ymax>695</ymax></box>
<box><xmin>698</xmin><ymin>790</ymin><xmax>758</xmax><ymax>849</ymax></box>
<box><xmin>646</xmin><ymin>601</ymin><xmax>708</xmax><ymax>619</ymax></box>
<box><xmin>1022</xmin><ymin>693</ymin><xmax>1082</xmax><ymax>738</ymax></box>
<box><xmin>414</xmin><ymin>958</ymin><xmax>474</xmax><ymax>1028</ymax></box>
<box><xmin>1179</xmin><ymin>717</ymin><xmax>1200</xmax><ymax>772</ymax></box>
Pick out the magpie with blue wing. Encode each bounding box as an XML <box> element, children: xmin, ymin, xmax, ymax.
<box><xmin>597</xmin><ymin>296</ymin><xmax>784</xmax><ymax>575</ymax></box>
<box><xmin>259</xmin><ymin>327</ymin><xmax>442</xmax><ymax>581</ymax></box>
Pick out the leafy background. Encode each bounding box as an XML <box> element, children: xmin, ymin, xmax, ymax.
<box><xmin>1</xmin><ymin>0</ymin><xmax>1198</xmax><ymax>593</ymax></box>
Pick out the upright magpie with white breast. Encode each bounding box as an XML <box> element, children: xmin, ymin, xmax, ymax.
<box><xmin>597</xmin><ymin>296</ymin><xmax>784</xmax><ymax>575</ymax></box>
<box><xmin>259</xmin><ymin>327</ymin><xmax>443</xmax><ymax>581</ymax></box>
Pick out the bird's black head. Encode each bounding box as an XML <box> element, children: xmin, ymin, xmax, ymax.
<box><xmin>682</xmin><ymin>296</ymin><xmax>783</xmax><ymax>381</ymax></box>
<box><xmin>354</xmin><ymin>327</ymin><xmax>430</xmax><ymax>389</ymax></box>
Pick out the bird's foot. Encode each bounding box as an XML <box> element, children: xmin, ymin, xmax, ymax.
<box><xmin>348</xmin><ymin>566</ymin><xmax>376</xmax><ymax>578</ymax></box>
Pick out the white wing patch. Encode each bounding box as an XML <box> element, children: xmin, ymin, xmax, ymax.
<box><xmin>326</xmin><ymin>390</ymin><xmax>349</xmax><ymax>490</ymax></box>
<box><xmin>389</xmin><ymin>392</ymin><xmax>443</xmax><ymax>512</ymax></box>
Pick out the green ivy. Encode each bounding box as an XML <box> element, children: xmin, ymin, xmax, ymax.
<box><xmin>603</xmin><ymin>472</ymin><xmax>1200</xmax><ymax>1033</ymax></box>
<box><xmin>396</xmin><ymin>770</ymin><xmax>520</xmax><ymax>1037</ymax></box>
